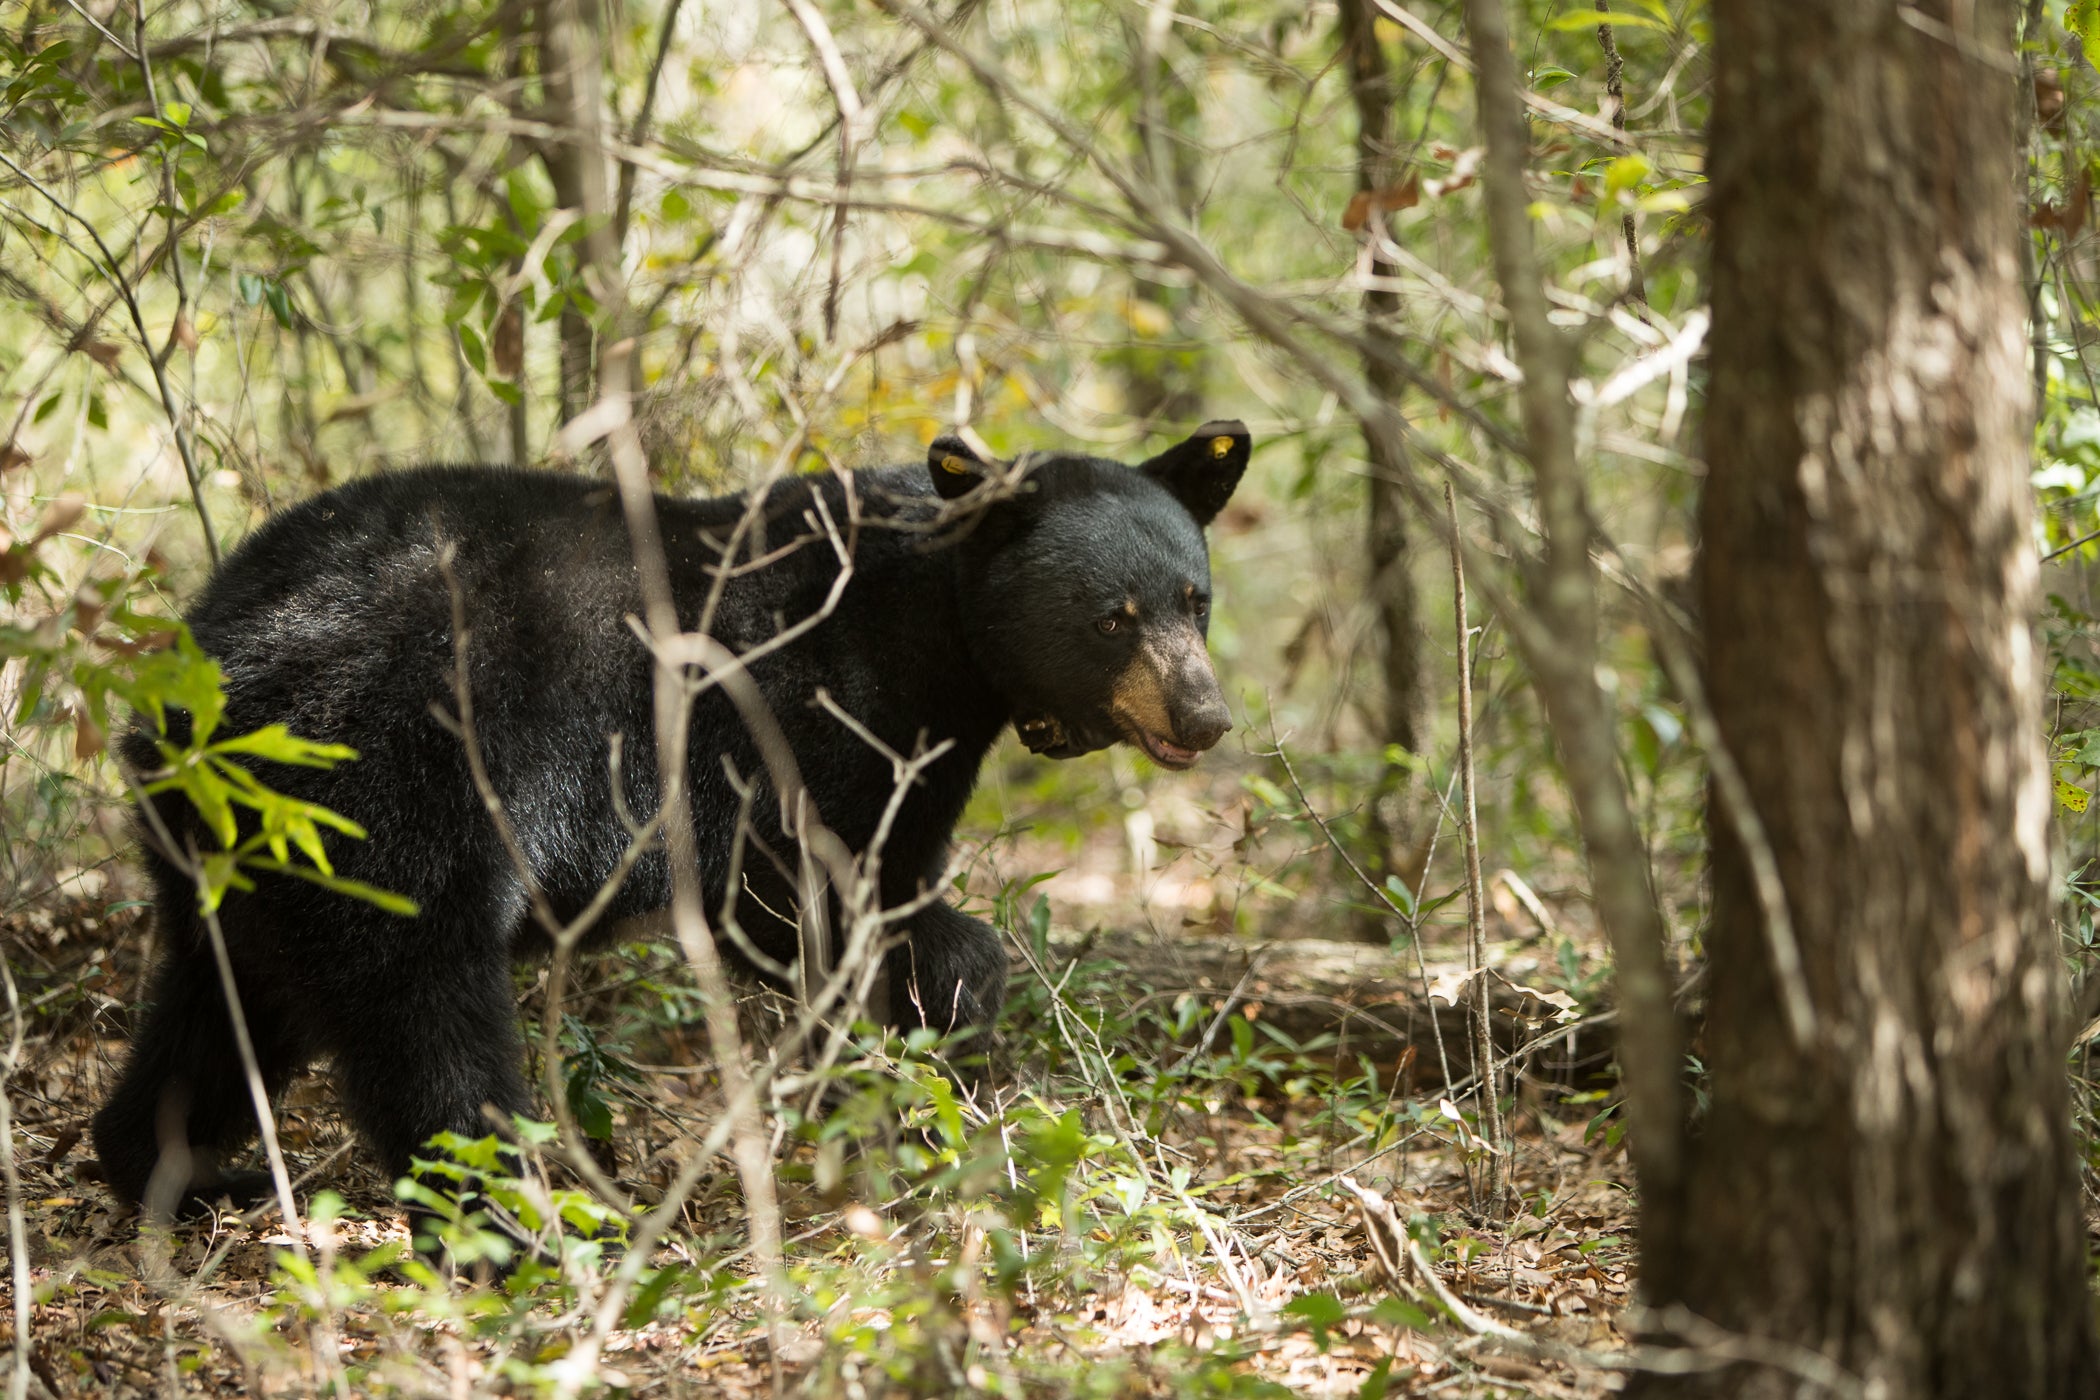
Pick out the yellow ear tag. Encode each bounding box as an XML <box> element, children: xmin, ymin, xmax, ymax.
<box><xmin>940</xmin><ymin>454</ymin><xmax>972</xmax><ymax>475</ymax></box>
<box><xmin>1209</xmin><ymin>435</ymin><xmax>1235</xmax><ymax>459</ymax></box>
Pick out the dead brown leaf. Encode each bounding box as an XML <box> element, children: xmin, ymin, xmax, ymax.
<box><xmin>492</xmin><ymin>302</ymin><xmax>525</xmax><ymax>378</ymax></box>
<box><xmin>2037</xmin><ymin>67</ymin><xmax>2065</xmax><ymax>135</ymax></box>
<box><xmin>323</xmin><ymin>387</ymin><xmax>404</xmax><ymax>424</ymax></box>
<box><xmin>2032</xmin><ymin>165</ymin><xmax>2092</xmax><ymax>237</ymax></box>
<box><xmin>1342</xmin><ymin>177</ymin><xmax>1420</xmax><ymax>231</ymax></box>
<box><xmin>73</xmin><ymin>710</ymin><xmax>105</xmax><ymax>760</ymax></box>
<box><xmin>71</xmin><ymin>335</ymin><xmax>122</xmax><ymax>369</ymax></box>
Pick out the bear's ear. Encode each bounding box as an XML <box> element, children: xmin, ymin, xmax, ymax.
<box><xmin>928</xmin><ymin>434</ymin><xmax>996</xmax><ymax>501</ymax></box>
<box><xmin>1141</xmin><ymin>420</ymin><xmax>1250</xmax><ymax>527</ymax></box>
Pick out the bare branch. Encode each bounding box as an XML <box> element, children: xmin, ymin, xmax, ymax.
<box><xmin>1593</xmin><ymin>2</ymin><xmax>1649</xmax><ymax>305</ymax></box>
<box><xmin>1446</xmin><ymin>483</ymin><xmax>1504</xmax><ymax>1212</ymax></box>
<box><xmin>0</xmin><ymin>149</ymin><xmax>219</xmax><ymax>563</ymax></box>
<box><xmin>1459</xmin><ymin>0</ymin><xmax>1684</xmax><ymax>1292</ymax></box>
<box><xmin>0</xmin><ymin>953</ymin><xmax>33</xmax><ymax>1400</ymax></box>
<box><xmin>780</xmin><ymin>0</ymin><xmax>870</xmax><ymax>338</ymax></box>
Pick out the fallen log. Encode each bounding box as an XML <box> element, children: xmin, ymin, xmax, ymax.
<box><xmin>1010</xmin><ymin>928</ymin><xmax>1615</xmax><ymax>1091</ymax></box>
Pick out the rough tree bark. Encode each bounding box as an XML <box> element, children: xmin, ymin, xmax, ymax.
<box><xmin>1659</xmin><ymin>1</ymin><xmax>2100</xmax><ymax>1393</ymax></box>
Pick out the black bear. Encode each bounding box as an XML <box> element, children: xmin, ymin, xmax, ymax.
<box><xmin>92</xmin><ymin>420</ymin><xmax>1249</xmax><ymax>1215</ymax></box>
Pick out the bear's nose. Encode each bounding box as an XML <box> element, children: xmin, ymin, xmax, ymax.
<box><xmin>1176</xmin><ymin>695</ymin><xmax>1232</xmax><ymax>751</ymax></box>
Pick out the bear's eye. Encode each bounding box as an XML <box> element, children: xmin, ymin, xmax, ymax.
<box><xmin>1097</xmin><ymin>615</ymin><xmax>1121</xmax><ymax>635</ymax></box>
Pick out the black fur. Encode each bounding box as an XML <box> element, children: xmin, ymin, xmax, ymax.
<box><xmin>91</xmin><ymin>424</ymin><xmax>1248</xmax><ymax>1212</ymax></box>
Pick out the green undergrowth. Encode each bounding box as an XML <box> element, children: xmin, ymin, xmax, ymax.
<box><xmin>59</xmin><ymin>925</ymin><xmax>1513</xmax><ymax>1398</ymax></box>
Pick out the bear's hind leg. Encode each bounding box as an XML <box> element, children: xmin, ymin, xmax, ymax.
<box><xmin>92</xmin><ymin>946</ymin><xmax>305</xmax><ymax>1217</ymax></box>
<box><xmin>329</xmin><ymin>953</ymin><xmax>531</xmax><ymax>1245</ymax></box>
<box><xmin>892</xmin><ymin>901</ymin><xmax>1007</xmax><ymax>1052</ymax></box>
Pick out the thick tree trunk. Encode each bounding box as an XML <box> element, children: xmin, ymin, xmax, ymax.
<box><xmin>1662</xmin><ymin>1</ymin><xmax>2099</xmax><ymax>1393</ymax></box>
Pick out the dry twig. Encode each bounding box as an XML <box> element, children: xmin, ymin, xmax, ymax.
<box><xmin>1593</xmin><ymin>2</ymin><xmax>1648</xmax><ymax>305</ymax></box>
<box><xmin>1446</xmin><ymin>484</ymin><xmax>1504</xmax><ymax>1211</ymax></box>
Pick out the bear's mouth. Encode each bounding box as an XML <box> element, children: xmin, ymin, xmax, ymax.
<box><xmin>1109</xmin><ymin>708</ymin><xmax>1203</xmax><ymax>770</ymax></box>
<box><xmin>1130</xmin><ymin>728</ymin><xmax>1201</xmax><ymax>770</ymax></box>
<box><xmin>1019</xmin><ymin>713</ymin><xmax>1201</xmax><ymax>768</ymax></box>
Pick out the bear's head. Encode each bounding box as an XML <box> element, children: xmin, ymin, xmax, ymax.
<box><xmin>929</xmin><ymin>422</ymin><xmax>1250</xmax><ymax>769</ymax></box>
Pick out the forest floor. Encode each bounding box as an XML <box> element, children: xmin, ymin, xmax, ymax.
<box><xmin>2</xmin><ymin>754</ymin><xmax>1646</xmax><ymax>1399</ymax></box>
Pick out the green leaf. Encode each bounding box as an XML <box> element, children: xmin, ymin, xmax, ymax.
<box><xmin>1284</xmin><ymin>1291</ymin><xmax>1347</xmax><ymax>1350</ymax></box>
<box><xmin>1367</xmin><ymin>1295</ymin><xmax>1434</xmax><ymax>1331</ymax></box>
<box><xmin>264</xmin><ymin>282</ymin><xmax>294</xmax><ymax>329</ymax></box>
<box><xmin>197</xmin><ymin>850</ymin><xmax>253</xmax><ymax>913</ymax></box>
<box><xmin>504</xmin><ymin>168</ymin><xmax>546</xmax><ymax>228</ymax></box>
<box><xmin>242</xmin><ymin>859</ymin><xmax>420</xmax><ymax>916</ymax></box>
<box><xmin>2072</xmin><ymin>0</ymin><xmax>2100</xmax><ymax>54</ymax></box>
<box><xmin>287</xmin><ymin>816</ymin><xmax>328</xmax><ymax>871</ymax></box>
<box><xmin>1024</xmin><ymin>1110</ymin><xmax>1086</xmax><ymax>1172</ymax></box>
<box><xmin>623</xmin><ymin>1267</ymin><xmax>685</xmax><ymax>1329</ymax></box>
<box><xmin>209</xmin><ymin>724</ymin><xmax>358</xmax><ymax>767</ymax></box>
<box><xmin>1603</xmin><ymin>154</ymin><xmax>1652</xmax><ymax>201</ymax></box>
<box><xmin>924</xmin><ymin>1072</ymin><xmax>965</xmax><ymax>1149</ymax></box>
<box><xmin>177</xmin><ymin>763</ymin><xmax>241</xmax><ymax>849</ymax></box>
<box><xmin>569</xmin><ymin>1080</ymin><xmax>614</xmax><ymax>1140</ymax></box>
